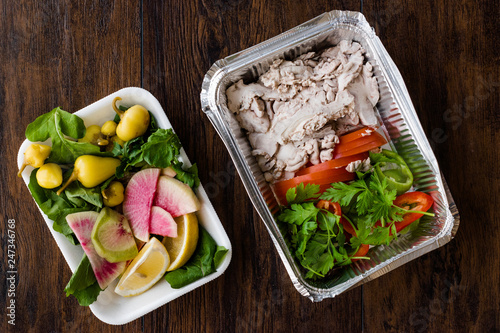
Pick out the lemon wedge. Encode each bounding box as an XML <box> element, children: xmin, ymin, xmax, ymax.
<box><xmin>162</xmin><ymin>213</ymin><xmax>199</xmax><ymax>271</ymax></box>
<box><xmin>114</xmin><ymin>237</ymin><xmax>169</xmax><ymax>297</ymax></box>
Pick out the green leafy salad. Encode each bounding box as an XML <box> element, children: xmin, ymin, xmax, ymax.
<box><xmin>20</xmin><ymin>99</ymin><xmax>228</xmax><ymax>306</ymax></box>
<box><xmin>276</xmin><ymin>151</ymin><xmax>435</xmax><ymax>280</ymax></box>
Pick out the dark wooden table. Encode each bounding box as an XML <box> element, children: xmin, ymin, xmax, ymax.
<box><xmin>1</xmin><ymin>1</ymin><xmax>499</xmax><ymax>332</ymax></box>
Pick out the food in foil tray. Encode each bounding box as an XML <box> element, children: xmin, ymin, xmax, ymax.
<box><xmin>226</xmin><ymin>40</ymin><xmax>436</xmax><ymax>280</ymax></box>
<box><xmin>226</xmin><ymin>40</ymin><xmax>380</xmax><ymax>183</ymax></box>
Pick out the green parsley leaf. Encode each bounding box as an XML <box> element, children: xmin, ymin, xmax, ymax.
<box><xmin>277</xmin><ymin>202</ymin><xmax>319</xmax><ymax>225</ymax></box>
<box><xmin>331</xmin><ymin>244</ymin><xmax>348</xmax><ymax>263</ymax></box>
<box><xmin>361</xmin><ymin>227</ymin><xmax>392</xmax><ymax>245</ymax></box>
<box><xmin>286</xmin><ymin>183</ymin><xmax>320</xmax><ymax>205</ymax></box>
<box><xmin>288</xmin><ymin>224</ymin><xmax>299</xmax><ymax>246</ymax></box>
<box><xmin>317</xmin><ymin>211</ymin><xmax>339</xmax><ymax>235</ymax></box>
<box><xmin>320</xmin><ymin>180</ymin><xmax>365</xmax><ymax>206</ymax></box>
<box><xmin>277</xmin><ymin>150</ymin><xmax>424</xmax><ymax>280</ymax></box>
<box><xmin>300</xmin><ymin>235</ymin><xmax>335</xmax><ymax>279</ymax></box>
<box><xmin>356</xmin><ymin>187</ymin><xmax>375</xmax><ymax>215</ymax></box>
<box><xmin>349</xmin><ymin>215</ymin><xmax>371</xmax><ymax>247</ymax></box>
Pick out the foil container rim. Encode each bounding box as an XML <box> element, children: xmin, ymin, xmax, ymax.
<box><xmin>200</xmin><ymin>9</ymin><xmax>460</xmax><ymax>301</ymax></box>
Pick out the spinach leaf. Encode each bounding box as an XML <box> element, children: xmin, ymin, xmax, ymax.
<box><xmin>71</xmin><ymin>282</ymin><xmax>101</xmax><ymax>307</ymax></box>
<box><xmin>25</xmin><ymin>107</ymin><xmax>108</xmax><ymax>164</ymax></box>
<box><xmin>28</xmin><ymin>169</ymin><xmax>96</xmax><ymax>244</ymax></box>
<box><xmin>213</xmin><ymin>246</ymin><xmax>229</xmax><ymax>268</ymax></box>
<box><xmin>171</xmin><ymin>161</ymin><xmax>200</xmax><ymax>188</ymax></box>
<box><xmin>165</xmin><ymin>227</ymin><xmax>226</xmax><ymax>289</ymax></box>
<box><xmin>141</xmin><ymin>129</ymin><xmax>181</xmax><ymax>167</ymax></box>
<box><xmin>65</xmin><ymin>181</ymin><xmax>103</xmax><ymax>208</ymax></box>
<box><xmin>64</xmin><ymin>254</ymin><xmax>102</xmax><ymax>306</ymax></box>
<box><xmin>113</xmin><ymin>128</ymin><xmax>200</xmax><ymax>188</ymax></box>
<box><xmin>124</xmin><ymin>137</ymin><xmax>146</xmax><ymax>166</ymax></box>
<box><xmin>112</xmin><ymin>136</ymin><xmax>146</xmax><ymax>178</ymax></box>
<box><xmin>144</xmin><ymin>111</ymin><xmax>159</xmax><ymax>137</ymax></box>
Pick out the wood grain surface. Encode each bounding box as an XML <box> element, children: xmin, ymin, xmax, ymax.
<box><xmin>1</xmin><ymin>0</ymin><xmax>498</xmax><ymax>332</ymax></box>
<box><xmin>362</xmin><ymin>1</ymin><xmax>500</xmax><ymax>332</ymax></box>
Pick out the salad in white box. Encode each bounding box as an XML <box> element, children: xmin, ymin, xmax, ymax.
<box><xmin>17</xmin><ymin>89</ymin><xmax>229</xmax><ymax>309</ymax></box>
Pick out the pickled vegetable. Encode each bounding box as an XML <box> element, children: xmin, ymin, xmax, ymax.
<box><xmin>36</xmin><ymin>163</ymin><xmax>63</xmax><ymax>189</ymax></box>
<box><xmin>18</xmin><ymin>143</ymin><xmax>51</xmax><ymax>177</ymax></box>
<box><xmin>56</xmin><ymin>155</ymin><xmax>121</xmax><ymax>195</ymax></box>
<box><xmin>78</xmin><ymin>125</ymin><xmax>102</xmax><ymax>145</ymax></box>
<box><xmin>112</xmin><ymin>97</ymin><xmax>150</xmax><ymax>142</ymax></box>
<box><xmin>101</xmin><ymin>120</ymin><xmax>117</xmax><ymax>137</ymax></box>
<box><xmin>102</xmin><ymin>181</ymin><xmax>125</xmax><ymax>207</ymax></box>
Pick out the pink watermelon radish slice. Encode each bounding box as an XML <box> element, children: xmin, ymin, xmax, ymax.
<box><xmin>153</xmin><ymin>176</ymin><xmax>201</xmax><ymax>217</ymax></box>
<box><xmin>161</xmin><ymin>167</ymin><xmax>177</xmax><ymax>177</ymax></box>
<box><xmin>122</xmin><ymin>168</ymin><xmax>160</xmax><ymax>242</ymax></box>
<box><xmin>66</xmin><ymin>211</ymin><xmax>126</xmax><ymax>289</ymax></box>
<box><xmin>150</xmin><ymin>206</ymin><xmax>178</xmax><ymax>237</ymax></box>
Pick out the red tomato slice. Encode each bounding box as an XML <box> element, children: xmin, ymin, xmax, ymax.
<box><xmin>393</xmin><ymin>191</ymin><xmax>434</xmax><ymax>232</ymax></box>
<box><xmin>335</xmin><ymin>130</ymin><xmax>386</xmax><ymax>154</ymax></box>
<box><xmin>274</xmin><ymin>167</ymin><xmax>352</xmax><ymax>194</ymax></box>
<box><xmin>338</xmin><ymin>127</ymin><xmax>376</xmax><ymax>144</ymax></box>
<box><xmin>351</xmin><ymin>244</ymin><xmax>369</xmax><ymax>262</ymax></box>
<box><xmin>340</xmin><ymin>217</ymin><xmax>357</xmax><ymax>236</ymax></box>
<box><xmin>295</xmin><ymin>152</ymin><xmax>369</xmax><ymax>176</ymax></box>
<box><xmin>316</xmin><ymin>200</ymin><xmax>342</xmax><ymax>216</ymax></box>
<box><xmin>274</xmin><ymin>171</ymin><xmax>356</xmax><ymax>205</ymax></box>
<box><xmin>333</xmin><ymin>131</ymin><xmax>387</xmax><ymax>159</ymax></box>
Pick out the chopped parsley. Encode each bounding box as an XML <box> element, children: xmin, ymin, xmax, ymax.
<box><xmin>275</xmin><ymin>153</ymin><xmax>434</xmax><ymax>280</ymax></box>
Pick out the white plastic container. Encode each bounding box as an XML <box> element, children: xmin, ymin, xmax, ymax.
<box><xmin>17</xmin><ymin>87</ymin><xmax>232</xmax><ymax>325</ymax></box>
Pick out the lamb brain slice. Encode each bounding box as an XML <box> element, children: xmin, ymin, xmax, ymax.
<box><xmin>153</xmin><ymin>176</ymin><xmax>201</xmax><ymax>218</ymax></box>
<box><xmin>66</xmin><ymin>211</ymin><xmax>126</xmax><ymax>289</ymax></box>
<box><xmin>123</xmin><ymin>168</ymin><xmax>160</xmax><ymax>242</ymax></box>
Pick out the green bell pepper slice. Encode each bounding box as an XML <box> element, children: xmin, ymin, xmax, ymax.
<box><xmin>374</xmin><ymin>149</ymin><xmax>413</xmax><ymax>195</ymax></box>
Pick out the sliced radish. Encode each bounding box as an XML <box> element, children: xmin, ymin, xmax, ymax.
<box><xmin>122</xmin><ymin>168</ymin><xmax>160</xmax><ymax>242</ymax></box>
<box><xmin>153</xmin><ymin>176</ymin><xmax>201</xmax><ymax>218</ymax></box>
<box><xmin>66</xmin><ymin>211</ymin><xmax>126</xmax><ymax>289</ymax></box>
<box><xmin>150</xmin><ymin>206</ymin><xmax>178</xmax><ymax>237</ymax></box>
<box><xmin>161</xmin><ymin>167</ymin><xmax>177</xmax><ymax>177</ymax></box>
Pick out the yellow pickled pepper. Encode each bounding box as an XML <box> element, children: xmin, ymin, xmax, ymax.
<box><xmin>36</xmin><ymin>163</ymin><xmax>63</xmax><ymax>189</ymax></box>
<box><xmin>78</xmin><ymin>125</ymin><xmax>102</xmax><ymax>145</ymax></box>
<box><xmin>102</xmin><ymin>181</ymin><xmax>125</xmax><ymax>207</ymax></box>
<box><xmin>18</xmin><ymin>144</ymin><xmax>52</xmax><ymax>177</ymax></box>
<box><xmin>101</xmin><ymin>120</ymin><xmax>117</xmax><ymax>137</ymax></box>
<box><xmin>112</xmin><ymin>97</ymin><xmax>150</xmax><ymax>142</ymax></box>
<box><xmin>56</xmin><ymin>155</ymin><xmax>121</xmax><ymax>195</ymax></box>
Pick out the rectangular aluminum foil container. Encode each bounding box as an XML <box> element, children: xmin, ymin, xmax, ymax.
<box><xmin>200</xmin><ymin>10</ymin><xmax>460</xmax><ymax>301</ymax></box>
